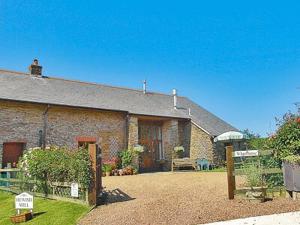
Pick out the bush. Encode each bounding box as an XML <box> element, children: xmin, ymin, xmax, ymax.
<box><xmin>283</xmin><ymin>155</ymin><xmax>300</xmax><ymax>164</ymax></box>
<box><xmin>269</xmin><ymin>113</ymin><xmax>300</xmax><ymax>160</ymax></box>
<box><xmin>118</xmin><ymin>149</ymin><xmax>135</xmax><ymax>168</ymax></box>
<box><xmin>102</xmin><ymin>164</ymin><xmax>113</xmax><ymax>173</ymax></box>
<box><xmin>19</xmin><ymin>146</ymin><xmax>92</xmax><ymax>192</ymax></box>
<box><xmin>241</xmin><ymin>162</ymin><xmax>262</xmax><ymax>187</ymax></box>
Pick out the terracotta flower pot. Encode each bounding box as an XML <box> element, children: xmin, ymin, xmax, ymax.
<box><xmin>105</xmin><ymin>171</ymin><xmax>111</xmax><ymax>176</ymax></box>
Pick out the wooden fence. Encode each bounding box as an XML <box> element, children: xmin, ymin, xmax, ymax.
<box><xmin>0</xmin><ymin>168</ymin><xmax>88</xmax><ymax>204</ymax></box>
<box><xmin>0</xmin><ymin>144</ymin><xmax>102</xmax><ymax>206</ymax></box>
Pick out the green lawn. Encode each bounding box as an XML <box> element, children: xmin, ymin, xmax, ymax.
<box><xmin>0</xmin><ymin>191</ymin><xmax>90</xmax><ymax>225</ymax></box>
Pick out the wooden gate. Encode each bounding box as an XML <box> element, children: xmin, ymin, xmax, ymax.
<box><xmin>226</xmin><ymin>146</ymin><xmax>283</xmax><ymax>200</ymax></box>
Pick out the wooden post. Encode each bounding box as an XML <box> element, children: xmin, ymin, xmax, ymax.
<box><xmin>226</xmin><ymin>145</ymin><xmax>235</xmax><ymax>200</ymax></box>
<box><xmin>88</xmin><ymin>144</ymin><xmax>102</xmax><ymax>206</ymax></box>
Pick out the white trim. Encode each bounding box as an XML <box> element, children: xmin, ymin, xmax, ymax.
<box><xmin>191</xmin><ymin>121</ymin><xmax>211</xmax><ymax>136</ymax></box>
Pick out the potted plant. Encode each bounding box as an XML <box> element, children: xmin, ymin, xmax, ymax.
<box><xmin>282</xmin><ymin>155</ymin><xmax>300</xmax><ymax>192</ymax></box>
<box><xmin>173</xmin><ymin>146</ymin><xmax>185</xmax><ymax>158</ymax></box>
<box><xmin>102</xmin><ymin>164</ymin><xmax>112</xmax><ymax>176</ymax></box>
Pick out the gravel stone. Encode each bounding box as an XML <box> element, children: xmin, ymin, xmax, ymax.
<box><xmin>79</xmin><ymin>172</ymin><xmax>300</xmax><ymax>225</ymax></box>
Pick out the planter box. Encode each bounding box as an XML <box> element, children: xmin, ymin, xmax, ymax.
<box><xmin>10</xmin><ymin>212</ymin><xmax>32</xmax><ymax>223</ymax></box>
<box><xmin>282</xmin><ymin>162</ymin><xmax>300</xmax><ymax>192</ymax></box>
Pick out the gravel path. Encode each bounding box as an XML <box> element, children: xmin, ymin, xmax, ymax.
<box><xmin>79</xmin><ymin>172</ymin><xmax>300</xmax><ymax>225</ymax></box>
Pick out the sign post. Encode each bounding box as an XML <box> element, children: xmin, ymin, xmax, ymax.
<box><xmin>226</xmin><ymin>146</ymin><xmax>235</xmax><ymax>200</ymax></box>
<box><xmin>15</xmin><ymin>192</ymin><xmax>33</xmax><ymax>214</ymax></box>
<box><xmin>88</xmin><ymin>144</ymin><xmax>102</xmax><ymax>206</ymax></box>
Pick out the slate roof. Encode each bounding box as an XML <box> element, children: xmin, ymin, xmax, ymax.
<box><xmin>0</xmin><ymin>69</ymin><xmax>238</xmax><ymax>136</ymax></box>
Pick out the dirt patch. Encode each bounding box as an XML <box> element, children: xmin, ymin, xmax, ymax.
<box><xmin>79</xmin><ymin>172</ymin><xmax>300</xmax><ymax>225</ymax></box>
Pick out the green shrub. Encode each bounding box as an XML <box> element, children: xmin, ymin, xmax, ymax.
<box><xmin>269</xmin><ymin>113</ymin><xmax>300</xmax><ymax>160</ymax></box>
<box><xmin>118</xmin><ymin>149</ymin><xmax>135</xmax><ymax>168</ymax></box>
<box><xmin>102</xmin><ymin>164</ymin><xmax>113</xmax><ymax>173</ymax></box>
<box><xmin>283</xmin><ymin>155</ymin><xmax>300</xmax><ymax>164</ymax></box>
<box><xmin>19</xmin><ymin>146</ymin><xmax>92</xmax><ymax>193</ymax></box>
<box><xmin>241</xmin><ymin>162</ymin><xmax>263</xmax><ymax>187</ymax></box>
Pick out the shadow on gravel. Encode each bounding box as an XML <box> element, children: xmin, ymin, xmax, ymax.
<box><xmin>101</xmin><ymin>188</ymin><xmax>135</xmax><ymax>204</ymax></box>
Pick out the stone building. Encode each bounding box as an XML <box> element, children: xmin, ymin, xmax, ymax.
<box><xmin>0</xmin><ymin>61</ymin><xmax>237</xmax><ymax>171</ymax></box>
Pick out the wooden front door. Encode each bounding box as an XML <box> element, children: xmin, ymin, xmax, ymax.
<box><xmin>2</xmin><ymin>143</ymin><xmax>25</xmax><ymax>168</ymax></box>
<box><xmin>138</xmin><ymin>122</ymin><xmax>163</xmax><ymax>172</ymax></box>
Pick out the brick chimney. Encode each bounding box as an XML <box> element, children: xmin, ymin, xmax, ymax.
<box><xmin>28</xmin><ymin>59</ymin><xmax>42</xmax><ymax>76</ymax></box>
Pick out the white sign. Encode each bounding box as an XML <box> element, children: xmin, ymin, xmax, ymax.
<box><xmin>234</xmin><ymin>150</ymin><xmax>259</xmax><ymax>158</ymax></box>
<box><xmin>71</xmin><ymin>183</ymin><xmax>79</xmax><ymax>198</ymax></box>
<box><xmin>15</xmin><ymin>192</ymin><xmax>33</xmax><ymax>210</ymax></box>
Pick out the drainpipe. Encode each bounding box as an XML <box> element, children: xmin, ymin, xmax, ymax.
<box><xmin>42</xmin><ymin>104</ymin><xmax>50</xmax><ymax>149</ymax></box>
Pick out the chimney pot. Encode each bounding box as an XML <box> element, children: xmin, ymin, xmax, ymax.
<box><xmin>29</xmin><ymin>59</ymin><xmax>42</xmax><ymax>76</ymax></box>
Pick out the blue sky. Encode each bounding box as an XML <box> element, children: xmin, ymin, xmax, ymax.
<box><xmin>1</xmin><ymin>1</ymin><xmax>300</xmax><ymax>136</ymax></box>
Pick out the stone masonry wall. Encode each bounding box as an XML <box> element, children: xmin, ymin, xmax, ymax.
<box><xmin>127</xmin><ymin>115</ymin><xmax>139</xmax><ymax>169</ymax></box>
<box><xmin>127</xmin><ymin>115</ymin><xmax>138</xmax><ymax>149</ymax></box>
<box><xmin>0</xmin><ymin>100</ymin><xmax>127</xmax><ymax>164</ymax></box>
<box><xmin>162</xmin><ymin>119</ymin><xmax>179</xmax><ymax>170</ymax></box>
<box><xmin>190</xmin><ymin>123</ymin><xmax>214</xmax><ymax>161</ymax></box>
<box><xmin>46</xmin><ymin>106</ymin><xmax>126</xmax><ymax>160</ymax></box>
<box><xmin>0</xmin><ymin>100</ymin><xmax>45</xmax><ymax>164</ymax></box>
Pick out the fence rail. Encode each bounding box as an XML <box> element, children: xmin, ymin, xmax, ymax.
<box><xmin>234</xmin><ymin>167</ymin><xmax>282</xmax><ymax>176</ymax></box>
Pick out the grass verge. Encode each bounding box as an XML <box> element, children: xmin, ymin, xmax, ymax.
<box><xmin>0</xmin><ymin>191</ymin><xmax>90</xmax><ymax>225</ymax></box>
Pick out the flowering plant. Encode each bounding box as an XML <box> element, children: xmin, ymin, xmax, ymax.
<box><xmin>174</xmin><ymin>146</ymin><xmax>184</xmax><ymax>153</ymax></box>
<box><xmin>133</xmin><ymin>145</ymin><xmax>144</xmax><ymax>153</ymax></box>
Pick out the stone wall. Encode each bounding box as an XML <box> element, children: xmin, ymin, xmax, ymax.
<box><xmin>0</xmin><ymin>100</ymin><xmax>45</xmax><ymax>163</ymax></box>
<box><xmin>0</xmin><ymin>100</ymin><xmax>127</xmax><ymax>164</ymax></box>
<box><xmin>127</xmin><ymin>115</ymin><xmax>138</xmax><ymax>149</ymax></box>
<box><xmin>127</xmin><ymin>115</ymin><xmax>139</xmax><ymax>169</ymax></box>
<box><xmin>189</xmin><ymin>123</ymin><xmax>214</xmax><ymax>161</ymax></box>
<box><xmin>46</xmin><ymin>106</ymin><xmax>126</xmax><ymax>155</ymax></box>
<box><xmin>162</xmin><ymin>119</ymin><xmax>179</xmax><ymax>170</ymax></box>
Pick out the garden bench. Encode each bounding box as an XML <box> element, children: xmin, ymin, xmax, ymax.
<box><xmin>172</xmin><ymin>158</ymin><xmax>197</xmax><ymax>171</ymax></box>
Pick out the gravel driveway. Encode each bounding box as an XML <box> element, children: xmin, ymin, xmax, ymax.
<box><xmin>79</xmin><ymin>172</ymin><xmax>300</xmax><ymax>225</ymax></box>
